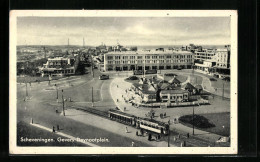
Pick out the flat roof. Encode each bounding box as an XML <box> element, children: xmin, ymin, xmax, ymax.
<box><xmin>160</xmin><ymin>89</ymin><xmax>188</xmax><ymax>94</ymax></box>
<box><xmin>106</xmin><ymin>50</ymin><xmax>192</xmax><ymax>55</ymax></box>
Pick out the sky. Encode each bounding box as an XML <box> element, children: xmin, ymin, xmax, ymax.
<box><xmin>17</xmin><ymin>17</ymin><xmax>231</xmax><ymax>46</ymax></box>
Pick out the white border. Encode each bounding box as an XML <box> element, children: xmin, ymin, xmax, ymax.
<box><xmin>9</xmin><ymin>10</ymin><xmax>238</xmax><ymax>154</ymax></box>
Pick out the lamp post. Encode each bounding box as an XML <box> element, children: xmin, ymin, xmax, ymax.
<box><xmin>62</xmin><ymin>89</ymin><xmax>65</xmax><ymax>116</ymax></box>
<box><xmin>92</xmin><ymin>87</ymin><xmax>94</xmax><ymax>107</ymax></box>
<box><xmin>168</xmin><ymin>120</ymin><xmax>170</xmax><ymax>147</ymax></box>
<box><xmin>222</xmin><ymin>82</ymin><xmax>225</xmax><ymax>100</ymax></box>
<box><xmin>55</xmin><ymin>84</ymin><xmax>58</xmax><ymax>102</ymax></box>
<box><xmin>25</xmin><ymin>82</ymin><xmax>28</xmax><ymax>97</ymax></box>
<box><xmin>192</xmin><ymin>106</ymin><xmax>195</xmax><ymax>135</ymax></box>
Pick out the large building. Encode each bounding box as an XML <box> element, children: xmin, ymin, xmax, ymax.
<box><xmin>103</xmin><ymin>50</ymin><xmax>193</xmax><ymax>71</ymax></box>
<box><xmin>194</xmin><ymin>48</ymin><xmax>216</xmax><ymax>62</ymax></box>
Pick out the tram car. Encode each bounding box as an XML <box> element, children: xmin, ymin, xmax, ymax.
<box><xmin>136</xmin><ymin>117</ymin><xmax>169</xmax><ymax>135</ymax></box>
<box><xmin>108</xmin><ymin>109</ymin><xmax>169</xmax><ymax>135</ymax></box>
<box><xmin>108</xmin><ymin>109</ymin><xmax>136</xmax><ymax>126</ymax></box>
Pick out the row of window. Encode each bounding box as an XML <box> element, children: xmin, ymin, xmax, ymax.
<box><xmin>107</xmin><ymin>59</ymin><xmax>193</xmax><ymax>64</ymax></box>
<box><xmin>161</xmin><ymin>95</ymin><xmax>188</xmax><ymax>99</ymax></box>
<box><xmin>107</xmin><ymin>55</ymin><xmax>193</xmax><ymax>60</ymax></box>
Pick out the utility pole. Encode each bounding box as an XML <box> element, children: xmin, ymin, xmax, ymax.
<box><xmin>168</xmin><ymin>120</ymin><xmax>170</xmax><ymax>147</ymax></box>
<box><xmin>192</xmin><ymin>66</ymin><xmax>195</xmax><ymax>135</ymax></box>
<box><xmin>25</xmin><ymin>82</ymin><xmax>28</xmax><ymax>97</ymax></box>
<box><xmin>55</xmin><ymin>84</ymin><xmax>58</xmax><ymax>102</ymax></box>
<box><xmin>92</xmin><ymin>87</ymin><xmax>94</xmax><ymax>107</ymax></box>
<box><xmin>192</xmin><ymin>106</ymin><xmax>195</xmax><ymax>135</ymax></box>
<box><xmin>62</xmin><ymin>89</ymin><xmax>65</xmax><ymax>116</ymax></box>
<box><xmin>222</xmin><ymin>82</ymin><xmax>225</xmax><ymax>100</ymax></box>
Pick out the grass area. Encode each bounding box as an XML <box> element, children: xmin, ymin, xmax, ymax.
<box><xmin>179</xmin><ymin>112</ymin><xmax>230</xmax><ymax>137</ymax></box>
<box><xmin>179</xmin><ymin>114</ymin><xmax>216</xmax><ymax>129</ymax></box>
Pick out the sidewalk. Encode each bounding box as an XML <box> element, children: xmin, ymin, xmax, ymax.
<box><xmin>110</xmin><ymin>77</ymin><xmax>228</xmax><ymax>144</ymax></box>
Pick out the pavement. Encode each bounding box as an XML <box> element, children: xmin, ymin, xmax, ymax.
<box><xmin>110</xmin><ymin>77</ymin><xmax>229</xmax><ymax>144</ymax></box>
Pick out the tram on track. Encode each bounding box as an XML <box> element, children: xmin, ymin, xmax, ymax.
<box><xmin>108</xmin><ymin>109</ymin><xmax>169</xmax><ymax>135</ymax></box>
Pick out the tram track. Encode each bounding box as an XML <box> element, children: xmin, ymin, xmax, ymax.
<box><xmin>70</xmin><ymin>106</ymin><xmax>228</xmax><ymax>147</ymax></box>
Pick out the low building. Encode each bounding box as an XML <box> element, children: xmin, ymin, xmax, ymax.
<box><xmin>160</xmin><ymin>89</ymin><xmax>189</xmax><ymax>103</ymax></box>
<box><xmin>40</xmin><ymin>57</ymin><xmax>75</xmax><ymax>77</ymax></box>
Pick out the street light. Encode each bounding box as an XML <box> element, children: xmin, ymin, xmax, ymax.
<box><xmin>192</xmin><ymin>106</ymin><xmax>195</xmax><ymax>135</ymax></box>
<box><xmin>55</xmin><ymin>84</ymin><xmax>58</xmax><ymax>102</ymax></box>
<box><xmin>62</xmin><ymin>89</ymin><xmax>65</xmax><ymax>116</ymax></box>
<box><xmin>167</xmin><ymin>119</ymin><xmax>171</xmax><ymax>147</ymax></box>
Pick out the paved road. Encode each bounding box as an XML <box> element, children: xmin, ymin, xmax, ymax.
<box><xmin>16</xmin><ymin>70</ymin><xmax>154</xmax><ymax>147</ymax></box>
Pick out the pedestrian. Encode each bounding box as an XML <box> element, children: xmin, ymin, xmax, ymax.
<box><xmin>132</xmin><ymin>141</ymin><xmax>135</xmax><ymax>147</ymax></box>
<box><xmin>164</xmin><ymin>112</ymin><xmax>166</xmax><ymax>117</ymax></box>
<box><xmin>136</xmin><ymin>131</ymin><xmax>138</xmax><ymax>136</ymax></box>
<box><xmin>178</xmin><ymin>134</ymin><xmax>180</xmax><ymax>139</ymax></box>
<box><xmin>140</xmin><ymin>129</ymin><xmax>143</xmax><ymax>136</ymax></box>
<box><xmin>31</xmin><ymin>118</ymin><xmax>33</xmax><ymax>124</ymax></box>
<box><xmin>56</xmin><ymin>109</ymin><xmax>58</xmax><ymax>113</ymax></box>
<box><xmin>125</xmin><ymin>127</ymin><xmax>128</xmax><ymax>133</ymax></box>
<box><xmin>57</xmin><ymin>125</ymin><xmax>59</xmax><ymax>131</ymax></box>
<box><xmin>52</xmin><ymin>126</ymin><xmax>55</xmax><ymax>133</ymax></box>
<box><xmin>124</xmin><ymin>107</ymin><xmax>126</xmax><ymax>111</ymax></box>
<box><xmin>187</xmin><ymin>133</ymin><xmax>190</xmax><ymax>138</ymax></box>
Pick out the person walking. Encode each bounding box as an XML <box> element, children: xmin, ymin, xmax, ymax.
<box><xmin>125</xmin><ymin>127</ymin><xmax>128</xmax><ymax>133</ymax></box>
<box><xmin>52</xmin><ymin>126</ymin><xmax>55</xmax><ymax>133</ymax></box>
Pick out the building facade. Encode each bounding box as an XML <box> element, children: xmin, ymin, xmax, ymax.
<box><xmin>104</xmin><ymin>50</ymin><xmax>193</xmax><ymax>71</ymax></box>
<box><xmin>40</xmin><ymin>57</ymin><xmax>75</xmax><ymax>77</ymax></box>
<box><xmin>194</xmin><ymin>49</ymin><xmax>216</xmax><ymax>62</ymax></box>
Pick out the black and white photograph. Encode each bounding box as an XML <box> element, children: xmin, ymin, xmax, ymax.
<box><xmin>9</xmin><ymin>10</ymin><xmax>238</xmax><ymax>154</ymax></box>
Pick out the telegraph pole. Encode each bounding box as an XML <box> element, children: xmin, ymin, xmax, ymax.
<box><xmin>62</xmin><ymin>89</ymin><xmax>65</xmax><ymax>116</ymax></box>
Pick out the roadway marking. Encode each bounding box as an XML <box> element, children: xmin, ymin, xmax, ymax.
<box><xmin>30</xmin><ymin>123</ymin><xmax>100</xmax><ymax>147</ymax></box>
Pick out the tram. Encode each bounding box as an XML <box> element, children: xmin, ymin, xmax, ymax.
<box><xmin>108</xmin><ymin>109</ymin><xmax>169</xmax><ymax>135</ymax></box>
<box><xmin>108</xmin><ymin>109</ymin><xmax>136</xmax><ymax>126</ymax></box>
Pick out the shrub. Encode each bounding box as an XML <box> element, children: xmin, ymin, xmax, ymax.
<box><xmin>179</xmin><ymin>114</ymin><xmax>215</xmax><ymax>128</ymax></box>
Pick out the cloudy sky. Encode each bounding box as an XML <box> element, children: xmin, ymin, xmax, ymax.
<box><xmin>17</xmin><ymin>17</ymin><xmax>230</xmax><ymax>46</ymax></box>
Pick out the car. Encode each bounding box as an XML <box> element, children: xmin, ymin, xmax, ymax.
<box><xmin>99</xmin><ymin>75</ymin><xmax>109</xmax><ymax>80</ymax></box>
<box><xmin>210</xmin><ymin>78</ymin><xmax>217</xmax><ymax>81</ymax></box>
<box><xmin>126</xmin><ymin>76</ymin><xmax>139</xmax><ymax>80</ymax></box>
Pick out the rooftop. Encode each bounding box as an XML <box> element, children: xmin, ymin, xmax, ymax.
<box><xmin>106</xmin><ymin>50</ymin><xmax>192</xmax><ymax>55</ymax></box>
<box><xmin>160</xmin><ymin>89</ymin><xmax>188</xmax><ymax>94</ymax></box>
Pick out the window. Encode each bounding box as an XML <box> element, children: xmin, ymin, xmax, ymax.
<box><xmin>137</xmin><ymin>56</ymin><xmax>143</xmax><ymax>59</ymax></box>
<box><xmin>107</xmin><ymin>56</ymin><xmax>113</xmax><ymax>60</ymax></box>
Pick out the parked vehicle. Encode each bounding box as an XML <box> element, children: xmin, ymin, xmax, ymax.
<box><xmin>99</xmin><ymin>74</ymin><xmax>109</xmax><ymax>80</ymax></box>
<box><xmin>210</xmin><ymin>78</ymin><xmax>217</xmax><ymax>81</ymax></box>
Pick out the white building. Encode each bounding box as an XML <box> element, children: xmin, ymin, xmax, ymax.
<box><xmin>104</xmin><ymin>50</ymin><xmax>193</xmax><ymax>71</ymax></box>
